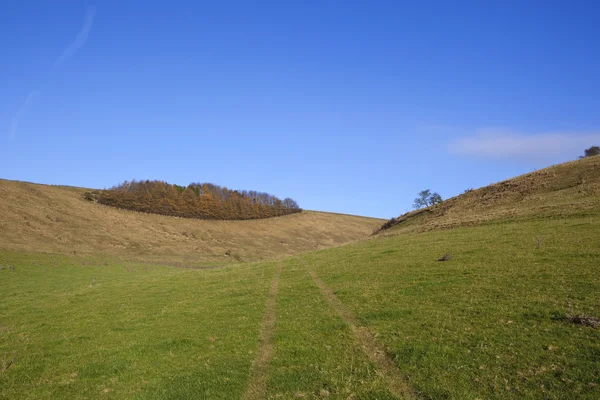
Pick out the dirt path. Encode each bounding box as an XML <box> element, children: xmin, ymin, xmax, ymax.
<box><xmin>243</xmin><ymin>262</ymin><xmax>283</xmax><ymax>400</ymax></box>
<box><xmin>301</xmin><ymin>259</ymin><xmax>417</xmax><ymax>400</ymax></box>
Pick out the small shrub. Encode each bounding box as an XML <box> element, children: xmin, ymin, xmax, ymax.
<box><xmin>83</xmin><ymin>192</ymin><xmax>96</xmax><ymax>202</ymax></box>
<box><xmin>581</xmin><ymin>146</ymin><xmax>600</xmax><ymax>158</ymax></box>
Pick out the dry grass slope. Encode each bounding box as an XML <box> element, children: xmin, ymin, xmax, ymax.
<box><xmin>0</xmin><ymin>180</ymin><xmax>383</xmax><ymax>264</ymax></box>
<box><xmin>377</xmin><ymin>156</ymin><xmax>600</xmax><ymax>234</ymax></box>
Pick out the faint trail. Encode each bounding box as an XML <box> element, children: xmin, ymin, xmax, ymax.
<box><xmin>301</xmin><ymin>259</ymin><xmax>417</xmax><ymax>400</ymax></box>
<box><xmin>243</xmin><ymin>262</ymin><xmax>282</xmax><ymax>400</ymax></box>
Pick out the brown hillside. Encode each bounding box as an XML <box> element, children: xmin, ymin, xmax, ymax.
<box><xmin>0</xmin><ymin>180</ymin><xmax>383</xmax><ymax>264</ymax></box>
<box><xmin>377</xmin><ymin>156</ymin><xmax>600</xmax><ymax>234</ymax></box>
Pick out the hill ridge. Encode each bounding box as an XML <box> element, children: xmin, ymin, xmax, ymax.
<box><xmin>377</xmin><ymin>156</ymin><xmax>600</xmax><ymax>234</ymax></box>
<box><xmin>0</xmin><ymin>179</ymin><xmax>383</xmax><ymax>264</ymax></box>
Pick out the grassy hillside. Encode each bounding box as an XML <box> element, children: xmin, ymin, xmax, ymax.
<box><xmin>300</xmin><ymin>218</ymin><xmax>600</xmax><ymax>398</ymax></box>
<box><xmin>377</xmin><ymin>156</ymin><xmax>600</xmax><ymax>234</ymax></box>
<box><xmin>2</xmin><ymin>215</ymin><xmax>599</xmax><ymax>399</ymax></box>
<box><xmin>1</xmin><ymin>159</ymin><xmax>599</xmax><ymax>399</ymax></box>
<box><xmin>0</xmin><ymin>179</ymin><xmax>383</xmax><ymax>264</ymax></box>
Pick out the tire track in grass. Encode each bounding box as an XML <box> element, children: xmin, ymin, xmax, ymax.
<box><xmin>301</xmin><ymin>259</ymin><xmax>418</xmax><ymax>400</ymax></box>
<box><xmin>243</xmin><ymin>262</ymin><xmax>282</xmax><ymax>400</ymax></box>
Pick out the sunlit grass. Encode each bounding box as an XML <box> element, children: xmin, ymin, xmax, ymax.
<box><xmin>266</xmin><ymin>259</ymin><xmax>395</xmax><ymax>399</ymax></box>
<box><xmin>0</xmin><ymin>253</ymin><xmax>275</xmax><ymax>399</ymax></box>
<box><xmin>1</xmin><ymin>214</ymin><xmax>599</xmax><ymax>399</ymax></box>
<box><xmin>304</xmin><ymin>217</ymin><xmax>600</xmax><ymax>398</ymax></box>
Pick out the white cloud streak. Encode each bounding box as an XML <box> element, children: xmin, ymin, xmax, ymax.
<box><xmin>9</xmin><ymin>90</ymin><xmax>41</xmax><ymax>139</ymax></box>
<box><xmin>9</xmin><ymin>6</ymin><xmax>96</xmax><ymax>139</ymax></box>
<box><xmin>52</xmin><ymin>6</ymin><xmax>96</xmax><ymax>72</ymax></box>
<box><xmin>449</xmin><ymin>129</ymin><xmax>600</xmax><ymax>160</ymax></box>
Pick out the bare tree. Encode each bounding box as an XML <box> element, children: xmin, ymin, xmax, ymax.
<box><xmin>413</xmin><ymin>189</ymin><xmax>431</xmax><ymax>209</ymax></box>
<box><xmin>413</xmin><ymin>190</ymin><xmax>443</xmax><ymax>209</ymax></box>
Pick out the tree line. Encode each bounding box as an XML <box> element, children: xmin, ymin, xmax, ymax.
<box><xmin>93</xmin><ymin>180</ymin><xmax>301</xmax><ymax>220</ymax></box>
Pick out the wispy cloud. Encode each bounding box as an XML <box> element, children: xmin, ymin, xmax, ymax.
<box><xmin>449</xmin><ymin>129</ymin><xmax>600</xmax><ymax>161</ymax></box>
<box><xmin>8</xmin><ymin>6</ymin><xmax>96</xmax><ymax>139</ymax></box>
<box><xmin>52</xmin><ymin>6</ymin><xmax>96</xmax><ymax>72</ymax></box>
<box><xmin>9</xmin><ymin>91</ymin><xmax>41</xmax><ymax>139</ymax></box>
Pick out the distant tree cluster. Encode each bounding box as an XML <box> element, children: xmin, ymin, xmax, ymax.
<box><xmin>96</xmin><ymin>180</ymin><xmax>301</xmax><ymax>220</ymax></box>
<box><xmin>413</xmin><ymin>189</ymin><xmax>443</xmax><ymax>210</ymax></box>
<box><xmin>581</xmin><ymin>146</ymin><xmax>600</xmax><ymax>158</ymax></box>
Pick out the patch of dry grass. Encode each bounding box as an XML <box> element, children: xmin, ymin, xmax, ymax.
<box><xmin>0</xmin><ymin>180</ymin><xmax>383</xmax><ymax>264</ymax></box>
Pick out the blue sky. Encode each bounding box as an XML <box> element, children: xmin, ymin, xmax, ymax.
<box><xmin>2</xmin><ymin>1</ymin><xmax>599</xmax><ymax>218</ymax></box>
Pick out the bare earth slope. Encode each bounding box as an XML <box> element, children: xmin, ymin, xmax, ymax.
<box><xmin>378</xmin><ymin>155</ymin><xmax>600</xmax><ymax>234</ymax></box>
<box><xmin>0</xmin><ymin>180</ymin><xmax>383</xmax><ymax>264</ymax></box>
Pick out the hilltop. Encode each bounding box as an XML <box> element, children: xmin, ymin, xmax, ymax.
<box><xmin>0</xmin><ymin>179</ymin><xmax>383</xmax><ymax>264</ymax></box>
<box><xmin>377</xmin><ymin>155</ymin><xmax>600</xmax><ymax>234</ymax></box>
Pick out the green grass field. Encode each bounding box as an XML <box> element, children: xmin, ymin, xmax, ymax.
<box><xmin>0</xmin><ymin>253</ymin><xmax>277</xmax><ymax>399</ymax></box>
<box><xmin>302</xmin><ymin>216</ymin><xmax>600</xmax><ymax>398</ymax></box>
<box><xmin>2</xmin><ymin>212</ymin><xmax>599</xmax><ymax>399</ymax></box>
